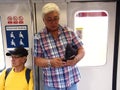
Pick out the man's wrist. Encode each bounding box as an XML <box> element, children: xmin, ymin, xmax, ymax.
<box><xmin>74</xmin><ymin>56</ymin><xmax>79</xmax><ymax>62</ymax></box>
<box><xmin>47</xmin><ymin>59</ymin><xmax>51</xmax><ymax>67</ymax></box>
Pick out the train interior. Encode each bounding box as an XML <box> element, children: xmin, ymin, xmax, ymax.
<box><xmin>0</xmin><ymin>0</ymin><xmax>120</xmax><ymax>90</ymax></box>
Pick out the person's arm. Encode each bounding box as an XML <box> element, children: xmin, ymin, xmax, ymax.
<box><xmin>0</xmin><ymin>70</ymin><xmax>6</xmax><ymax>90</ymax></box>
<box><xmin>34</xmin><ymin>57</ymin><xmax>66</xmax><ymax>68</ymax></box>
<box><xmin>66</xmin><ymin>46</ymin><xmax>85</xmax><ymax>66</ymax></box>
<box><xmin>74</xmin><ymin>46</ymin><xmax>85</xmax><ymax>62</ymax></box>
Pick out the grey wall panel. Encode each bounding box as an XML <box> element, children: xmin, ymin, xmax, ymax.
<box><xmin>0</xmin><ymin>3</ymin><xmax>33</xmax><ymax>69</ymax></box>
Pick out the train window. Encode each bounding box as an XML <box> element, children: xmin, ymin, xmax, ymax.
<box><xmin>0</xmin><ymin>16</ymin><xmax>5</xmax><ymax>72</ymax></box>
<box><xmin>74</xmin><ymin>10</ymin><xmax>108</xmax><ymax>66</ymax></box>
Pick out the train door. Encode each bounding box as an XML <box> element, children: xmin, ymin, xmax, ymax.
<box><xmin>67</xmin><ymin>1</ymin><xmax>116</xmax><ymax>90</ymax></box>
<box><xmin>118</xmin><ymin>40</ymin><xmax>120</xmax><ymax>90</ymax></box>
<box><xmin>117</xmin><ymin>2</ymin><xmax>120</xmax><ymax>90</ymax></box>
<box><xmin>0</xmin><ymin>16</ymin><xmax>5</xmax><ymax>72</ymax></box>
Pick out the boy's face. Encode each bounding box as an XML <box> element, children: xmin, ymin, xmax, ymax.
<box><xmin>11</xmin><ymin>55</ymin><xmax>26</xmax><ymax>67</ymax></box>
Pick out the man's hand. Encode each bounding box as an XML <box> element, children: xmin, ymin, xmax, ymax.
<box><xmin>50</xmin><ymin>58</ymin><xmax>66</xmax><ymax>68</ymax></box>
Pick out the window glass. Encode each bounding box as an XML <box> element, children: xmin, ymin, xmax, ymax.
<box><xmin>0</xmin><ymin>16</ymin><xmax>5</xmax><ymax>71</ymax></box>
<box><xmin>74</xmin><ymin>10</ymin><xmax>108</xmax><ymax>66</ymax></box>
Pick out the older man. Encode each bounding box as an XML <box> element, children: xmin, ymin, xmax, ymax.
<box><xmin>34</xmin><ymin>3</ymin><xmax>85</xmax><ymax>90</ymax></box>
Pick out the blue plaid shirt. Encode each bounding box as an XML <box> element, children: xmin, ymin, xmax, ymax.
<box><xmin>34</xmin><ymin>25</ymin><xmax>83</xmax><ymax>89</ymax></box>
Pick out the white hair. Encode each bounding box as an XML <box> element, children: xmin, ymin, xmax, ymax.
<box><xmin>41</xmin><ymin>3</ymin><xmax>60</xmax><ymax>18</ymax></box>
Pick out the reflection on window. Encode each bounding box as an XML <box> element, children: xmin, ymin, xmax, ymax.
<box><xmin>74</xmin><ymin>10</ymin><xmax>108</xmax><ymax>66</ymax></box>
<box><xmin>0</xmin><ymin>16</ymin><xmax>5</xmax><ymax>71</ymax></box>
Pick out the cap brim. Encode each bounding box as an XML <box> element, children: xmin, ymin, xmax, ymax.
<box><xmin>6</xmin><ymin>52</ymin><xmax>11</xmax><ymax>56</ymax></box>
<box><xmin>6</xmin><ymin>51</ymin><xmax>15</xmax><ymax>56</ymax></box>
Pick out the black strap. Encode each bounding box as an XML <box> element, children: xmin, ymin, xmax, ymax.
<box><xmin>25</xmin><ymin>68</ymin><xmax>31</xmax><ymax>84</ymax></box>
<box><xmin>5</xmin><ymin>68</ymin><xmax>12</xmax><ymax>80</ymax></box>
<box><xmin>5</xmin><ymin>68</ymin><xmax>31</xmax><ymax>84</ymax></box>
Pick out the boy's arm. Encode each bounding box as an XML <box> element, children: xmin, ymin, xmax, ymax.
<box><xmin>0</xmin><ymin>70</ymin><xmax>6</xmax><ymax>90</ymax></box>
